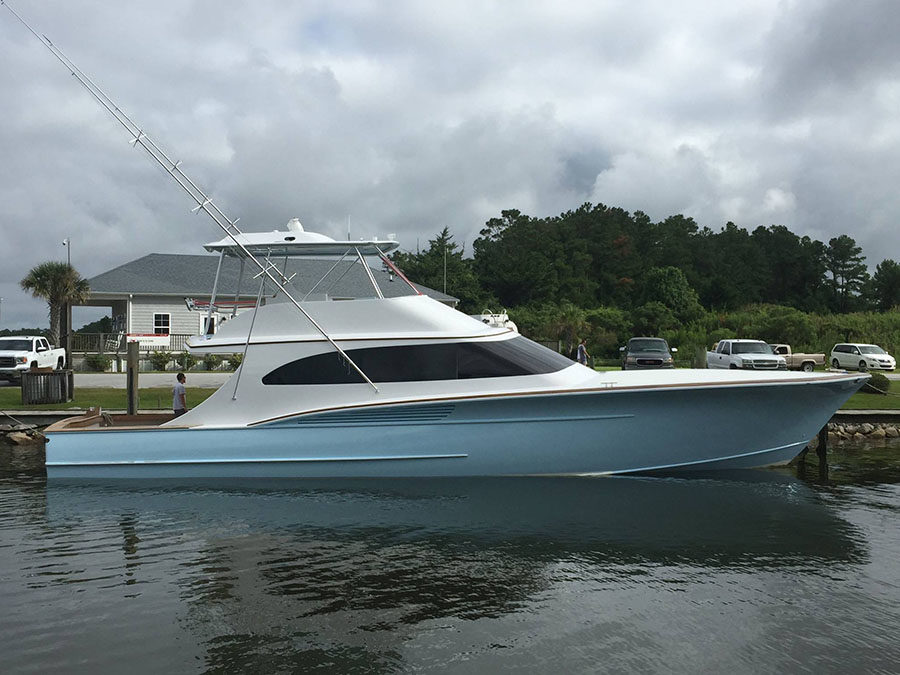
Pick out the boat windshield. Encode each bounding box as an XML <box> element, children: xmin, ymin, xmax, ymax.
<box><xmin>731</xmin><ymin>342</ymin><xmax>773</xmax><ymax>355</ymax></box>
<box><xmin>263</xmin><ymin>336</ymin><xmax>575</xmax><ymax>385</ymax></box>
<box><xmin>627</xmin><ymin>339</ymin><xmax>668</xmax><ymax>352</ymax></box>
<box><xmin>859</xmin><ymin>345</ymin><xmax>886</xmax><ymax>355</ymax></box>
<box><xmin>0</xmin><ymin>339</ymin><xmax>32</xmax><ymax>351</ymax></box>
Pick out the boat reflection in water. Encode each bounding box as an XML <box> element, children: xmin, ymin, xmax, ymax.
<box><xmin>33</xmin><ymin>473</ymin><xmax>870</xmax><ymax>671</ymax></box>
<box><xmin>46</xmin><ymin>472</ymin><xmax>864</xmax><ymax>568</ymax></box>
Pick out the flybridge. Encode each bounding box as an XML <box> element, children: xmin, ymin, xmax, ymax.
<box><xmin>2</xmin><ymin>1</ymin><xmax>416</xmax><ymax>392</ymax></box>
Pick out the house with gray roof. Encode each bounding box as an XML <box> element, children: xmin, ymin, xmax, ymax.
<box><xmin>79</xmin><ymin>253</ymin><xmax>456</xmax><ymax>353</ymax></box>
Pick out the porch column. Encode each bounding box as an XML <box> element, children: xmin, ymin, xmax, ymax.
<box><xmin>127</xmin><ymin>294</ymin><xmax>133</xmax><ymax>334</ymax></box>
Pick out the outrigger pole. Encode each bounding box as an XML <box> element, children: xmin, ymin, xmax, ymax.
<box><xmin>3</xmin><ymin>1</ymin><xmax>379</xmax><ymax>391</ymax></box>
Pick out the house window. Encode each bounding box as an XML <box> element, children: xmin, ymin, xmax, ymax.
<box><xmin>153</xmin><ymin>313</ymin><xmax>171</xmax><ymax>335</ymax></box>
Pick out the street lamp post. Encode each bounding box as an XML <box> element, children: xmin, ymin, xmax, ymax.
<box><xmin>61</xmin><ymin>238</ymin><xmax>71</xmax><ymax>364</ymax></box>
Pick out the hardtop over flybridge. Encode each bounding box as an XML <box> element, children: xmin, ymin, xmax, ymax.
<box><xmin>6</xmin><ymin>3</ymin><xmax>869</xmax><ymax>478</ymax></box>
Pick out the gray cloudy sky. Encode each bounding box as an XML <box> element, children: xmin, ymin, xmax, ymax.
<box><xmin>2</xmin><ymin>0</ymin><xmax>899</xmax><ymax>328</ymax></box>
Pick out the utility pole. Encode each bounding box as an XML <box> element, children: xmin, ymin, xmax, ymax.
<box><xmin>62</xmin><ymin>237</ymin><xmax>71</xmax><ymax>266</ymax></box>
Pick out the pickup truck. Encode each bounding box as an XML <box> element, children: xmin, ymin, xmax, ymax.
<box><xmin>707</xmin><ymin>339</ymin><xmax>787</xmax><ymax>370</ymax></box>
<box><xmin>0</xmin><ymin>335</ymin><xmax>67</xmax><ymax>383</ymax></box>
<box><xmin>769</xmin><ymin>344</ymin><xmax>825</xmax><ymax>372</ymax></box>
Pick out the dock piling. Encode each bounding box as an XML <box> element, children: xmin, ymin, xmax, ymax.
<box><xmin>126</xmin><ymin>342</ymin><xmax>139</xmax><ymax>415</ymax></box>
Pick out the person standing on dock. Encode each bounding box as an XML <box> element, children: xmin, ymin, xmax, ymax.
<box><xmin>173</xmin><ymin>372</ymin><xmax>187</xmax><ymax>417</ymax></box>
<box><xmin>576</xmin><ymin>339</ymin><xmax>590</xmax><ymax>366</ymax></box>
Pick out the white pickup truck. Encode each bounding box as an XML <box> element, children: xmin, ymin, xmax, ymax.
<box><xmin>707</xmin><ymin>339</ymin><xmax>787</xmax><ymax>370</ymax></box>
<box><xmin>0</xmin><ymin>335</ymin><xmax>67</xmax><ymax>383</ymax></box>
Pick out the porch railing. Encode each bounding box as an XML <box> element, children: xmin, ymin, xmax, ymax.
<box><xmin>72</xmin><ymin>333</ymin><xmax>196</xmax><ymax>353</ymax></box>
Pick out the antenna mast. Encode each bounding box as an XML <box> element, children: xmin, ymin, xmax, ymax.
<box><xmin>2</xmin><ymin>1</ymin><xmax>378</xmax><ymax>391</ymax></box>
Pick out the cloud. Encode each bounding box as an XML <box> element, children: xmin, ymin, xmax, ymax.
<box><xmin>1</xmin><ymin>0</ymin><xmax>899</xmax><ymax>327</ymax></box>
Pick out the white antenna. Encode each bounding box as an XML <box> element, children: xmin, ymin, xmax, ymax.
<box><xmin>2</xmin><ymin>1</ymin><xmax>377</xmax><ymax>390</ymax></box>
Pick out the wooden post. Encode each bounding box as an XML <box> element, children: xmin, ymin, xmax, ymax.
<box><xmin>816</xmin><ymin>425</ymin><xmax>828</xmax><ymax>464</ymax></box>
<box><xmin>126</xmin><ymin>341</ymin><xmax>139</xmax><ymax>415</ymax></box>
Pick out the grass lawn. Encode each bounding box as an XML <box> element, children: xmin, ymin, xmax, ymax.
<box><xmin>0</xmin><ymin>387</ymin><xmax>215</xmax><ymax>411</ymax></box>
<box><xmin>840</xmin><ymin>378</ymin><xmax>900</xmax><ymax>409</ymax></box>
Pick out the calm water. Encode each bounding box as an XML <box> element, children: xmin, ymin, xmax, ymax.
<box><xmin>1</xmin><ymin>443</ymin><xmax>899</xmax><ymax>674</ymax></box>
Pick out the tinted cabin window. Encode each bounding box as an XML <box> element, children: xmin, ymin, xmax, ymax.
<box><xmin>262</xmin><ymin>336</ymin><xmax>573</xmax><ymax>385</ymax></box>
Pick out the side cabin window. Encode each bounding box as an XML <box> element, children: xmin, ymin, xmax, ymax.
<box><xmin>717</xmin><ymin>342</ymin><xmax>729</xmax><ymax>355</ymax></box>
<box><xmin>262</xmin><ymin>336</ymin><xmax>574</xmax><ymax>385</ymax></box>
<box><xmin>153</xmin><ymin>313</ymin><xmax>171</xmax><ymax>335</ymax></box>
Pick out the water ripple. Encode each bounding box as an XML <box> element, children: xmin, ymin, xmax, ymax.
<box><xmin>0</xmin><ymin>452</ymin><xmax>898</xmax><ymax>672</ymax></box>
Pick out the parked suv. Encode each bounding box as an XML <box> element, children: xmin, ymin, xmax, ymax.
<box><xmin>620</xmin><ymin>337</ymin><xmax>676</xmax><ymax>370</ymax></box>
<box><xmin>830</xmin><ymin>343</ymin><xmax>896</xmax><ymax>371</ymax></box>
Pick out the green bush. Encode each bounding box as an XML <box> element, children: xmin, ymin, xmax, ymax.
<box><xmin>148</xmin><ymin>351</ymin><xmax>173</xmax><ymax>371</ymax></box>
<box><xmin>863</xmin><ymin>372</ymin><xmax>890</xmax><ymax>395</ymax></box>
<box><xmin>179</xmin><ymin>352</ymin><xmax>198</xmax><ymax>371</ymax></box>
<box><xmin>204</xmin><ymin>354</ymin><xmax>223</xmax><ymax>371</ymax></box>
<box><xmin>83</xmin><ymin>353</ymin><xmax>111</xmax><ymax>372</ymax></box>
<box><xmin>227</xmin><ymin>353</ymin><xmax>244</xmax><ymax>370</ymax></box>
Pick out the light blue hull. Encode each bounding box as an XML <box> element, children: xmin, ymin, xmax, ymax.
<box><xmin>46</xmin><ymin>377</ymin><xmax>864</xmax><ymax>479</ymax></box>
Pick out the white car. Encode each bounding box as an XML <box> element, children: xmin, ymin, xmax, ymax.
<box><xmin>830</xmin><ymin>343</ymin><xmax>895</xmax><ymax>372</ymax></box>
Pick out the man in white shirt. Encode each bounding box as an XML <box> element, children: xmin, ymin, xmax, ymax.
<box><xmin>173</xmin><ymin>372</ymin><xmax>187</xmax><ymax>417</ymax></box>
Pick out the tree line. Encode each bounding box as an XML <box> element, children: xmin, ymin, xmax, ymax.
<box><xmin>392</xmin><ymin>203</ymin><xmax>900</xmax><ymax>358</ymax></box>
<box><xmin>11</xmin><ymin>203</ymin><xmax>899</xmax><ymax>360</ymax></box>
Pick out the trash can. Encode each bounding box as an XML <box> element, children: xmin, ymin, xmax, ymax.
<box><xmin>20</xmin><ymin>370</ymin><xmax>74</xmax><ymax>405</ymax></box>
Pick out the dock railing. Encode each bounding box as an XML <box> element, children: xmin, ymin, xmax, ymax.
<box><xmin>72</xmin><ymin>333</ymin><xmax>194</xmax><ymax>354</ymax></box>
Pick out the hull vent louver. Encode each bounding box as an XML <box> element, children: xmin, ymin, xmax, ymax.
<box><xmin>292</xmin><ymin>403</ymin><xmax>456</xmax><ymax>426</ymax></box>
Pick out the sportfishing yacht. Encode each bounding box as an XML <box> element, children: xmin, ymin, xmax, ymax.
<box><xmin>44</xmin><ymin>223</ymin><xmax>869</xmax><ymax>478</ymax></box>
<box><xmin>4</xmin><ymin>4</ymin><xmax>867</xmax><ymax>479</ymax></box>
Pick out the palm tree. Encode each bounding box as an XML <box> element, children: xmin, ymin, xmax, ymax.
<box><xmin>20</xmin><ymin>262</ymin><xmax>90</xmax><ymax>346</ymax></box>
<box><xmin>550</xmin><ymin>302</ymin><xmax>591</xmax><ymax>358</ymax></box>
